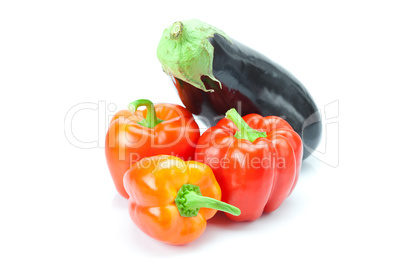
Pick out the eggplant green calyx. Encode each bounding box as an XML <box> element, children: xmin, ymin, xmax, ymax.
<box><xmin>225</xmin><ymin>108</ymin><xmax>267</xmax><ymax>143</ymax></box>
<box><xmin>128</xmin><ymin>99</ymin><xmax>164</xmax><ymax>128</ymax></box>
<box><xmin>175</xmin><ymin>184</ymin><xmax>241</xmax><ymax>217</ymax></box>
<box><xmin>157</xmin><ymin>19</ymin><xmax>231</xmax><ymax>92</ymax></box>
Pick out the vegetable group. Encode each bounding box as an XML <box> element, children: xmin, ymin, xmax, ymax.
<box><xmin>196</xmin><ymin>109</ymin><xmax>302</xmax><ymax>221</ymax></box>
<box><xmin>104</xmin><ymin>19</ymin><xmax>322</xmax><ymax>245</ymax></box>
<box><xmin>123</xmin><ymin>155</ymin><xmax>241</xmax><ymax>245</ymax></box>
<box><xmin>157</xmin><ymin>19</ymin><xmax>321</xmax><ymax>159</ymax></box>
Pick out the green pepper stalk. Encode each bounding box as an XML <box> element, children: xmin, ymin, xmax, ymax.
<box><xmin>128</xmin><ymin>99</ymin><xmax>164</xmax><ymax>128</ymax></box>
<box><xmin>175</xmin><ymin>184</ymin><xmax>241</xmax><ymax>217</ymax></box>
<box><xmin>225</xmin><ymin>108</ymin><xmax>267</xmax><ymax>142</ymax></box>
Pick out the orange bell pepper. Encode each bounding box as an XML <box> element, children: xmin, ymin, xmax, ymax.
<box><xmin>105</xmin><ymin>99</ymin><xmax>200</xmax><ymax>199</ymax></box>
<box><xmin>123</xmin><ymin>155</ymin><xmax>241</xmax><ymax>245</ymax></box>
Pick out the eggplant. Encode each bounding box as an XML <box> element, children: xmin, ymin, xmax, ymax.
<box><xmin>157</xmin><ymin>19</ymin><xmax>321</xmax><ymax>159</ymax></box>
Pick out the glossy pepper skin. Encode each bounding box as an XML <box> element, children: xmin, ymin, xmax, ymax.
<box><xmin>123</xmin><ymin>155</ymin><xmax>241</xmax><ymax>245</ymax></box>
<box><xmin>105</xmin><ymin>99</ymin><xmax>200</xmax><ymax>199</ymax></box>
<box><xmin>195</xmin><ymin>109</ymin><xmax>302</xmax><ymax>222</ymax></box>
<box><xmin>157</xmin><ymin>20</ymin><xmax>321</xmax><ymax>159</ymax></box>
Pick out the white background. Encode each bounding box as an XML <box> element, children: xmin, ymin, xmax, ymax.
<box><xmin>1</xmin><ymin>1</ymin><xmax>401</xmax><ymax>267</ymax></box>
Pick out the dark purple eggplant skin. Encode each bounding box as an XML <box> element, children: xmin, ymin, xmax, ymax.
<box><xmin>172</xmin><ymin>34</ymin><xmax>322</xmax><ymax>159</ymax></box>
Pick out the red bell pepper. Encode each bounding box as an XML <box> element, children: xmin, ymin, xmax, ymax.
<box><xmin>195</xmin><ymin>108</ymin><xmax>303</xmax><ymax>221</ymax></box>
<box><xmin>105</xmin><ymin>99</ymin><xmax>200</xmax><ymax>198</ymax></box>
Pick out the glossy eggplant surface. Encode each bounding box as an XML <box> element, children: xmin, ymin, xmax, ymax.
<box><xmin>157</xmin><ymin>20</ymin><xmax>322</xmax><ymax>159</ymax></box>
